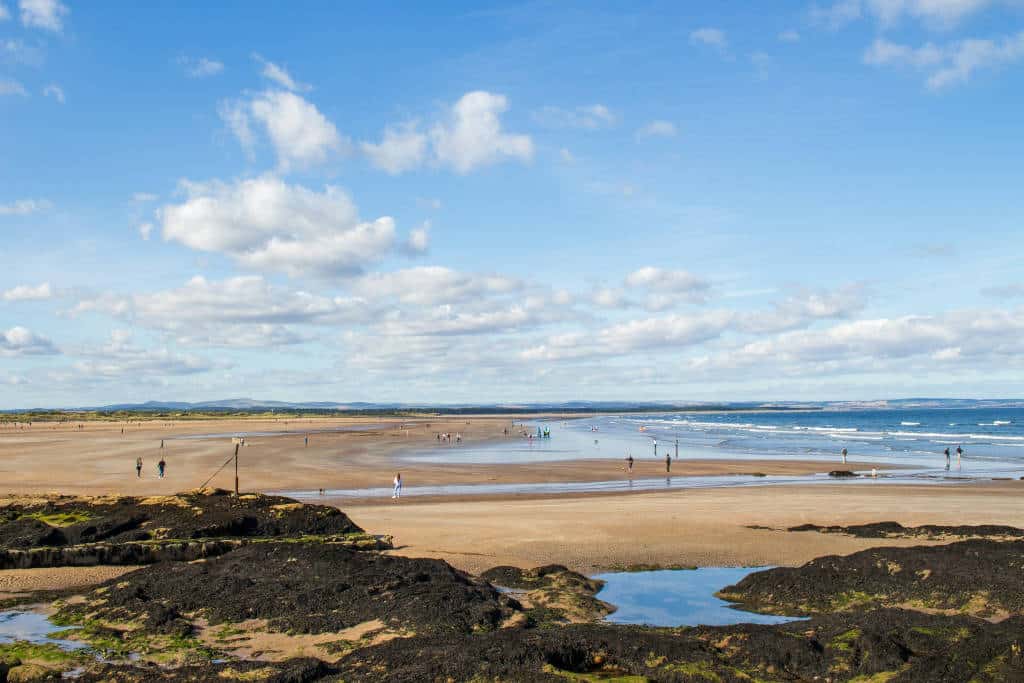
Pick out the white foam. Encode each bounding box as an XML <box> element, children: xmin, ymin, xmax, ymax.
<box><xmin>900</xmin><ymin>422</ymin><xmax>920</xmax><ymax>426</ymax></box>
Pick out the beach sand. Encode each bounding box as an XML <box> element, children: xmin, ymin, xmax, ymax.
<box><xmin>2</xmin><ymin>415</ymin><xmax>1022</xmax><ymax>582</ymax></box>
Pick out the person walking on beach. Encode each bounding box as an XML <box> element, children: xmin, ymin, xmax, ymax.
<box><xmin>665</xmin><ymin>452</ymin><xmax>672</xmax><ymax>473</ymax></box>
<box><xmin>135</xmin><ymin>457</ymin><xmax>142</xmax><ymax>478</ymax></box>
<box><xmin>392</xmin><ymin>472</ymin><xmax>402</xmax><ymax>500</ymax></box>
<box><xmin>157</xmin><ymin>457</ymin><xmax>166</xmax><ymax>478</ymax></box>
<box><xmin>944</xmin><ymin>447</ymin><xmax>951</xmax><ymax>471</ymax></box>
<box><xmin>841</xmin><ymin>447</ymin><xmax>848</xmax><ymax>464</ymax></box>
<box><xmin>627</xmin><ymin>454</ymin><xmax>634</xmax><ymax>474</ymax></box>
<box><xmin>956</xmin><ymin>445</ymin><xmax>963</xmax><ymax>465</ymax></box>
<box><xmin>160</xmin><ymin>439</ymin><xmax>164</xmax><ymax>450</ymax></box>
<box><xmin>304</xmin><ymin>434</ymin><xmax>308</xmax><ymax>448</ymax></box>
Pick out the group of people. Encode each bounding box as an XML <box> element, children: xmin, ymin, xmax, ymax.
<box><xmin>622</xmin><ymin>452</ymin><xmax>675</xmax><ymax>474</ymax></box>
<box><xmin>841</xmin><ymin>445</ymin><xmax>964</xmax><ymax>471</ymax></box>
<box><xmin>436</xmin><ymin>432</ymin><xmax>461</xmax><ymax>443</ymax></box>
<box><xmin>135</xmin><ymin>455</ymin><xmax>166</xmax><ymax>478</ymax></box>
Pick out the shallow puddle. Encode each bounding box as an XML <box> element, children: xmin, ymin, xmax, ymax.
<box><xmin>594</xmin><ymin>568</ymin><xmax>802</xmax><ymax>627</ymax></box>
<box><xmin>0</xmin><ymin>610</ymin><xmax>86</xmax><ymax>650</ymax></box>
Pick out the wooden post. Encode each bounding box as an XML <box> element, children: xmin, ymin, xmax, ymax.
<box><xmin>234</xmin><ymin>443</ymin><xmax>239</xmax><ymax>496</ymax></box>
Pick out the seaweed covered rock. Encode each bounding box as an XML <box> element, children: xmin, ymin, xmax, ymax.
<box><xmin>0</xmin><ymin>490</ymin><xmax>362</xmax><ymax>550</ymax></box>
<box><xmin>332</xmin><ymin>610</ymin><xmax>1024</xmax><ymax>682</ymax></box>
<box><xmin>718</xmin><ymin>539</ymin><xmax>1024</xmax><ymax>618</ymax></box>
<box><xmin>481</xmin><ymin>564</ymin><xmax>612</xmax><ymax>623</ymax></box>
<box><xmin>789</xmin><ymin>521</ymin><xmax>1024</xmax><ymax>540</ymax></box>
<box><xmin>57</xmin><ymin>542</ymin><xmax>520</xmax><ymax>638</ymax></box>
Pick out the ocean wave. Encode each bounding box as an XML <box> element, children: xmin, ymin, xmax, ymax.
<box><xmin>900</xmin><ymin>422</ymin><xmax>920</xmax><ymax>426</ymax></box>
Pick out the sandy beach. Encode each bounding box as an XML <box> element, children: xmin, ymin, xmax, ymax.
<box><xmin>3</xmin><ymin>415</ymin><xmax>1023</xmax><ymax>586</ymax></box>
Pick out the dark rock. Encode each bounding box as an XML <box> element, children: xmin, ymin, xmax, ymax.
<box><xmin>719</xmin><ymin>539</ymin><xmax>1024</xmax><ymax>617</ymax></box>
<box><xmin>788</xmin><ymin>521</ymin><xmax>1024</xmax><ymax>539</ymax></box>
<box><xmin>828</xmin><ymin>470</ymin><xmax>858</xmax><ymax>477</ymax></box>
<box><xmin>58</xmin><ymin>542</ymin><xmax>519</xmax><ymax>637</ymax></box>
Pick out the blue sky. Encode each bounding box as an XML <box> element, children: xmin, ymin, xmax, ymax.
<box><xmin>2</xmin><ymin>0</ymin><xmax>1023</xmax><ymax>408</ymax></box>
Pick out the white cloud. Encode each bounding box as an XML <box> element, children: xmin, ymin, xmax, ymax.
<box><xmin>179</xmin><ymin>56</ymin><xmax>224</xmax><ymax>78</ymax></box>
<box><xmin>1</xmin><ymin>39</ymin><xmax>44</xmax><ymax>66</ymax></box>
<box><xmin>18</xmin><ymin>0</ymin><xmax>67</xmax><ymax>32</ymax></box>
<box><xmin>70</xmin><ymin>331</ymin><xmax>225</xmax><ymax>378</ymax></box>
<box><xmin>157</xmin><ymin>175</ymin><xmax>397</xmax><ymax>278</ymax></box>
<box><xmin>624</xmin><ymin>267</ymin><xmax>709</xmax><ymax>302</ymax></box>
<box><xmin>0</xmin><ymin>78</ymin><xmax>28</xmax><ymax>97</ymax></box>
<box><xmin>867</xmin><ymin>0</ymin><xmax>996</xmax><ymax>28</ymax></box>
<box><xmin>405</xmin><ymin>223</ymin><xmax>430</xmax><ymax>254</ymax></box>
<box><xmin>221</xmin><ymin>90</ymin><xmax>347</xmax><ymax>170</ymax></box>
<box><xmin>254</xmin><ymin>54</ymin><xmax>311</xmax><ymax>92</ymax></box>
<box><xmin>532</xmin><ymin>104</ymin><xmax>617</xmax><ymax>129</ymax></box>
<box><xmin>690</xmin><ymin>27</ymin><xmax>727</xmax><ymax>49</ymax></box>
<box><xmin>138</xmin><ymin>222</ymin><xmax>153</xmax><ymax>240</ymax></box>
<box><xmin>3</xmin><ymin>282</ymin><xmax>52</xmax><ymax>301</ymax></box>
<box><xmin>591</xmin><ymin>287</ymin><xmax>631</xmax><ymax>309</ymax></box>
<box><xmin>430</xmin><ymin>91</ymin><xmax>533</xmax><ymax>174</ymax></box>
<box><xmin>1</xmin><ymin>326</ymin><xmax>57</xmax><ymax>356</ymax></box>
<box><xmin>0</xmin><ymin>198</ymin><xmax>51</xmax><ymax>215</ymax></box>
<box><xmin>361</xmin><ymin>122</ymin><xmax>427</xmax><ymax>175</ymax></box>
<box><xmin>76</xmin><ymin>275</ymin><xmax>369</xmax><ymax>347</ymax></box>
<box><xmin>779</xmin><ymin>29</ymin><xmax>801</xmax><ymax>42</ymax></box>
<box><xmin>353</xmin><ymin>266</ymin><xmax>522</xmax><ymax>306</ymax></box>
<box><xmin>41</xmin><ymin>83</ymin><xmax>63</xmax><ymax>103</ymax></box>
<box><xmin>863</xmin><ymin>32</ymin><xmax>1024</xmax><ymax>89</ymax></box>
<box><xmin>810</xmin><ymin>0</ymin><xmax>863</xmax><ymax>29</ymax></box>
<box><xmin>636</xmin><ymin>120</ymin><xmax>677</xmax><ymax>138</ymax></box>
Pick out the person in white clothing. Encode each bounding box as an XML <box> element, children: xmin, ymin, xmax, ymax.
<box><xmin>392</xmin><ymin>472</ymin><xmax>402</xmax><ymax>500</ymax></box>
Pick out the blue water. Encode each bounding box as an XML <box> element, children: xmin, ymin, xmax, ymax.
<box><xmin>596</xmin><ymin>568</ymin><xmax>800</xmax><ymax>627</ymax></box>
<box><xmin>404</xmin><ymin>407</ymin><xmax>1024</xmax><ymax>477</ymax></box>
<box><xmin>0</xmin><ymin>610</ymin><xmax>86</xmax><ymax>650</ymax></box>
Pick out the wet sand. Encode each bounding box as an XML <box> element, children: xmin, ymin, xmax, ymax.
<box><xmin>349</xmin><ymin>480</ymin><xmax>1024</xmax><ymax>574</ymax></box>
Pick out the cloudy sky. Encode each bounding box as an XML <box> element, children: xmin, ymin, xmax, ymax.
<box><xmin>2</xmin><ymin>0</ymin><xmax>1023</xmax><ymax>408</ymax></box>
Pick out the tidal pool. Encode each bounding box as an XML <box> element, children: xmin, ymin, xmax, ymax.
<box><xmin>0</xmin><ymin>610</ymin><xmax>86</xmax><ymax>650</ymax></box>
<box><xmin>595</xmin><ymin>568</ymin><xmax>802</xmax><ymax>627</ymax></box>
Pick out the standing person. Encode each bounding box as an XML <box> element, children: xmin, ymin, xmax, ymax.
<box><xmin>626</xmin><ymin>454</ymin><xmax>634</xmax><ymax>474</ymax></box>
<box><xmin>157</xmin><ymin>457</ymin><xmax>166</xmax><ymax>478</ymax></box>
<box><xmin>944</xmin><ymin>447</ymin><xmax>951</xmax><ymax>471</ymax></box>
<box><xmin>956</xmin><ymin>445</ymin><xmax>963</xmax><ymax>465</ymax></box>
<box><xmin>392</xmin><ymin>472</ymin><xmax>402</xmax><ymax>500</ymax></box>
<box><xmin>304</xmin><ymin>434</ymin><xmax>308</xmax><ymax>448</ymax></box>
<box><xmin>841</xmin><ymin>447</ymin><xmax>848</xmax><ymax>464</ymax></box>
<box><xmin>135</xmin><ymin>457</ymin><xmax>142</xmax><ymax>478</ymax></box>
<box><xmin>160</xmin><ymin>439</ymin><xmax>164</xmax><ymax>450</ymax></box>
<box><xmin>665</xmin><ymin>452</ymin><xmax>672</xmax><ymax>473</ymax></box>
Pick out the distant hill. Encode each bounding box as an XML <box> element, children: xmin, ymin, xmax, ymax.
<box><xmin>3</xmin><ymin>397</ymin><xmax>1023</xmax><ymax>414</ymax></box>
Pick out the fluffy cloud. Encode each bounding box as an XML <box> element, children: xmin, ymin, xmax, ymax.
<box><xmin>353</xmin><ymin>266</ymin><xmax>522</xmax><ymax>305</ymax></box>
<box><xmin>0</xmin><ymin>198</ymin><xmax>51</xmax><ymax>214</ymax></box>
<box><xmin>221</xmin><ymin>90</ymin><xmax>347</xmax><ymax>170</ymax></box>
<box><xmin>814</xmin><ymin>0</ymin><xmax>998</xmax><ymax>30</ymax></box>
<box><xmin>1</xmin><ymin>326</ymin><xmax>57</xmax><ymax>356</ymax></box>
<box><xmin>864</xmin><ymin>32</ymin><xmax>1024</xmax><ymax>89</ymax></box>
<box><xmin>3</xmin><ymin>282</ymin><xmax>52</xmax><ymax>301</ymax></box>
<box><xmin>636</xmin><ymin>120</ymin><xmax>677</xmax><ymax>139</ymax></box>
<box><xmin>532</xmin><ymin>104</ymin><xmax>617</xmax><ymax>129</ymax></box>
<box><xmin>361</xmin><ymin>122</ymin><xmax>427</xmax><ymax>174</ymax></box>
<box><xmin>254</xmin><ymin>54</ymin><xmax>310</xmax><ymax>92</ymax></box>
<box><xmin>76</xmin><ymin>275</ymin><xmax>369</xmax><ymax>347</ymax></box>
<box><xmin>69</xmin><ymin>331</ymin><xmax>224</xmax><ymax>379</ymax></box>
<box><xmin>430</xmin><ymin>91</ymin><xmax>533</xmax><ymax>174</ymax></box>
<box><xmin>41</xmin><ymin>83</ymin><xmax>63</xmax><ymax>102</ymax></box>
<box><xmin>157</xmin><ymin>175</ymin><xmax>397</xmax><ymax>277</ymax></box>
<box><xmin>522</xmin><ymin>311</ymin><xmax>734</xmax><ymax>361</ymax></box>
<box><xmin>18</xmin><ymin>0</ymin><xmax>67</xmax><ymax>32</ymax></box>
<box><xmin>0</xmin><ymin>78</ymin><xmax>27</xmax><ymax>97</ymax></box>
<box><xmin>179</xmin><ymin>56</ymin><xmax>224</xmax><ymax>78</ymax></box>
<box><xmin>625</xmin><ymin>267</ymin><xmax>708</xmax><ymax>302</ymax></box>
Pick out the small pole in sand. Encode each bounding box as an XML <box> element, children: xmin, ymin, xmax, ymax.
<box><xmin>234</xmin><ymin>443</ymin><xmax>239</xmax><ymax>496</ymax></box>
